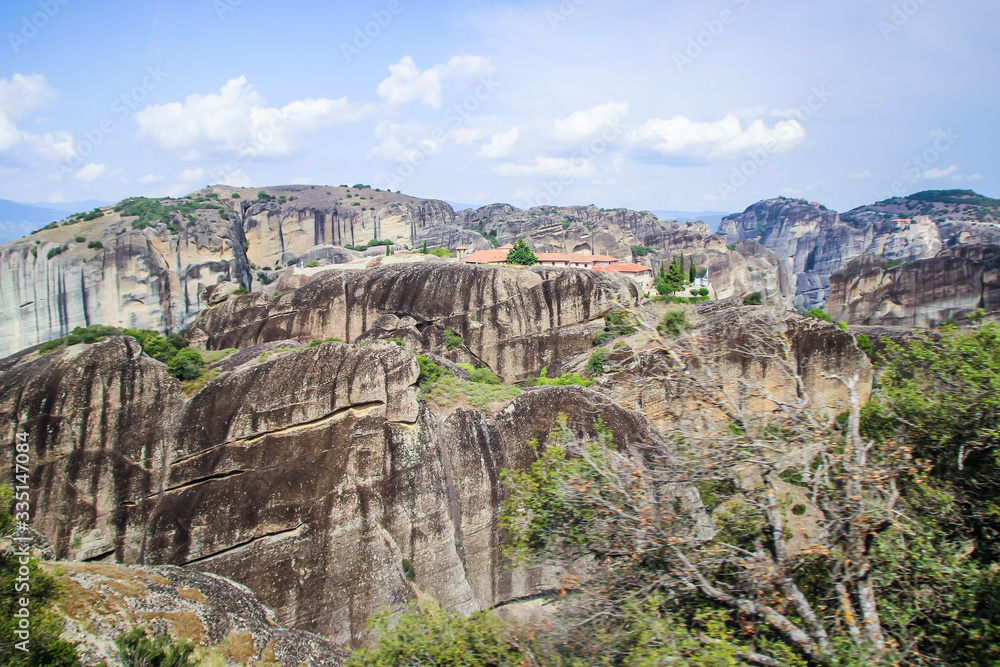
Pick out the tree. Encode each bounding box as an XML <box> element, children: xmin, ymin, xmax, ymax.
<box><xmin>506</xmin><ymin>238</ymin><xmax>537</xmax><ymax>266</ymax></box>
<box><xmin>690</xmin><ymin>261</ymin><xmax>697</xmax><ymax>283</ymax></box>
<box><xmin>422</xmin><ymin>241</ymin><xmax>428</xmax><ymax>254</ymax></box>
<box><xmin>166</xmin><ymin>347</ymin><xmax>204</xmax><ymax>381</ymax></box>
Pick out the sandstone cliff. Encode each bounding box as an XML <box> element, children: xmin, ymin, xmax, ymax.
<box><xmin>720</xmin><ymin>191</ymin><xmax>1000</xmax><ymax>308</ymax></box>
<box><xmin>0</xmin><ymin>185</ymin><xmax>790</xmax><ymax>358</ymax></box>
<box><xmin>826</xmin><ymin>245</ymin><xmax>1000</xmax><ymax>328</ymax></box>
<box><xmin>183</xmin><ymin>262</ymin><xmax>643</xmax><ymax>383</ymax></box>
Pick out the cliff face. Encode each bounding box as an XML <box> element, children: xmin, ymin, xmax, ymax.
<box><xmin>720</xmin><ymin>193</ymin><xmax>1000</xmax><ymax>308</ymax></box>
<box><xmin>0</xmin><ymin>336</ymin><xmax>698</xmax><ymax>648</ymax></box>
<box><xmin>0</xmin><ymin>185</ymin><xmax>792</xmax><ymax>358</ymax></box>
<box><xmin>826</xmin><ymin>245</ymin><xmax>1000</xmax><ymax>328</ymax></box>
<box><xmin>183</xmin><ymin>262</ymin><xmax>643</xmax><ymax>383</ymax></box>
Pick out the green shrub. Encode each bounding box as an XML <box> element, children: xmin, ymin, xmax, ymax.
<box><xmin>838</xmin><ymin>321</ymin><xmax>849</xmax><ymax>332</ymax></box>
<box><xmin>420</xmin><ymin>373</ymin><xmax>520</xmax><ymax>410</ymax></box>
<box><xmin>46</xmin><ymin>245</ymin><xmax>66</xmax><ymax>259</ymax></box>
<box><xmin>417</xmin><ymin>355</ymin><xmax>446</xmax><ymax>385</ymax></box>
<box><xmin>166</xmin><ymin>347</ymin><xmax>204</xmax><ymax>381</ymax></box>
<box><xmin>856</xmin><ymin>333</ymin><xmax>874</xmax><ymax>360</ymax></box>
<box><xmin>231</xmin><ymin>192</ymin><xmax>240</xmax><ymax>198</ymax></box>
<box><xmin>87</xmin><ymin>240</ymin><xmax>103</xmax><ymax>250</ymax></box>
<box><xmin>74</xmin><ymin>236</ymin><xmax>85</xmax><ymax>243</ymax></box>
<box><xmin>534</xmin><ymin>368</ymin><xmax>592</xmax><ymax>387</ymax></box>
<box><xmin>429</xmin><ymin>247</ymin><xmax>451</xmax><ymax>258</ymax></box>
<box><xmin>465</xmin><ymin>365</ymin><xmax>503</xmax><ymax>385</ymax></box>
<box><xmin>308</xmin><ymin>337</ymin><xmax>344</xmax><ymax>347</ymax></box>
<box><xmin>630</xmin><ymin>245</ymin><xmax>657</xmax><ymax>258</ymax></box>
<box><xmin>585</xmin><ymin>350</ymin><xmax>608</xmax><ymax>376</ymax></box>
<box><xmin>401</xmin><ymin>559</ymin><xmax>416</xmax><ymax>582</ymax></box>
<box><xmin>562</xmin><ymin>220</ymin><xmax>571</xmax><ymax>230</ymax></box>
<box><xmin>657</xmin><ymin>310</ymin><xmax>691</xmax><ymax>337</ymax></box>
<box><xmin>743</xmin><ymin>292</ymin><xmax>763</xmax><ymax>305</ymax></box>
<box><xmin>806</xmin><ymin>307</ymin><xmax>833</xmax><ymax>323</ymax></box>
<box><xmin>233</xmin><ymin>287</ymin><xmax>248</xmax><ymax>295</ymax></box>
<box><xmin>305</xmin><ymin>260</ymin><xmax>319</xmax><ymax>268</ymax></box>
<box><xmin>442</xmin><ymin>330</ymin><xmax>464</xmax><ymax>351</ymax></box>
<box><xmin>346</xmin><ymin>602</ymin><xmax>532</xmax><ymax>667</ymax></box>
<box><xmin>115</xmin><ymin>626</ymin><xmax>194</xmax><ymax>667</ymax></box>
<box><xmin>385</xmin><ymin>337</ymin><xmax>406</xmax><ymax>347</ymax></box>
<box><xmin>506</xmin><ymin>238</ymin><xmax>537</xmax><ymax>266</ymax></box>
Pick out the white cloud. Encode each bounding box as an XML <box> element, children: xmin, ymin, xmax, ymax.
<box><xmin>953</xmin><ymin>172</ymin><xmax>982</xmax><ymax>182</ymax></box>
<box><xmin>376</xmin><ymin>55</ymin><xmax>494</xmax><ymax>108</ymax></box>
<box><xmin>477</xmin><ymin>127</ymin><xmax>520</xmax><ymax>159</ymax></box>
<box><xmin>0</xmin><ymin>73</ymin><xmax>62</xmax><ymax>156</ymax></box>
<box><xmin>217</xmin><ymin>168</ymin><xmax>251</xmax><ymax>188</ymax></box>
<box><xmin>495</xmin><ymin>156</ymin><xmax>595</xmax><ymax>179</ymax></box>
<box><xmin>921</xmin><ymin>165</ymin><xmax>958</xmax><ymax>180</ymax></box>
<box><xmin>631</xmin><ymin>114</ymin><xmax>806</xmax><ymax>161</ymax></box>
<box><xmin>177</xmin><ymin>168</ymin><xmax>205</xmax><ymax>182</ymax></box>
<box><xmin>139</xmin><ymin>174</ymin><xmax>163</xmax><ymax>184</ymax></box>
<box><xmin>848</xmin><ymin>170</ymin><xmax>872</xmax><ymax>180</ymax></box>
<box><xmin>135</xmin><ymin>77</ymin><xmax>366</xmax><ymax>159</ymax></box>
<box><xmin>73</xmin><ymin>162</ymin><xmax>106</xmax><ymax>182</ymax></box>
<box><xmin>554</xmin><ymin>101</ymin><xmax>628</xmax><ymax>143</ymax></box>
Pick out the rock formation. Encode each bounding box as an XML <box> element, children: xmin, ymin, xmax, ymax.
<box><xmin>50</xmin><ymin>561</ymin><xmax>346</xmax><ymax>667</ymax></box>
<box><xmin>183</xmin><ymin>262</ymin><xmax>644</xmax><ymax>383</ymax></box>
<box><xmin>721</xmin><ymin>191</ymin><xmax>1000</xmax><ymax>308</ymax></box>
<box><xmin>826</xmin><ymin>245</ymin><xmax>1000</xmax><ymax>328</ymax></box>
<box><xmin>0</xmin><ymin>185</ymin><xmax>793</xmax><ymax>358</ymax></box>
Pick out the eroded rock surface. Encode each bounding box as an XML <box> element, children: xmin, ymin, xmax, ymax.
<box><xmin>184</xmin><ymin>263</ymin><xmax>643</xmax><ymax>382</ymax></box>
<box><xmin>826</xmin><ymin>245</ymin><xmax>1000</xmax><ymax>327</ymax></box>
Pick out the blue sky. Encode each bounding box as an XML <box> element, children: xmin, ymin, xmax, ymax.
<box><xmin>0</xmin><ymin>0</ymin><xmax>997</xmax><ymax>214</ymax></box>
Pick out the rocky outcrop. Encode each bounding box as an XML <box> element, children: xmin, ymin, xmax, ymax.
<box><xmin>0</xmin><ymin>336</ymin><xmax>698</xmax><ymax>649</ymax></box>
<box><xmin>721</xmin><ymin>192</ymin><xmax>1000</xmax><ymax>308</ymax></box>
<box><xmin>50</xmin><ymin>562</ymin><xmax>346</xmax><ymax>667</ymax></box>
<box><xmin>183</xmin><ymin>263</ymin><xmax>643</xmax><ymax>382</ymax></box>
<box><xmin>826</xmin><ymin>245</ymin><xmax>1000</xmax><ymax>328</ymax></box>
<box><xmin>598</xmin><ymin>307</ymin><xmax>873</xmax><ymax>433</ymax></box>
<box><xmin>0</xmin><ymin>186</ymin><xmax>793</xmax><ymax>358</ymax></box>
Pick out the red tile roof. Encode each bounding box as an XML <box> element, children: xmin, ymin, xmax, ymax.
<box><xmin>594</xmin><ymin>263</ymin><xmax>653</xmax><ymax>274</ymax></box>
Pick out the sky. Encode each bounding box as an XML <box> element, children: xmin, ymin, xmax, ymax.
<box><xmin>0</xmin><ymin>0</ymin><xmax>997</xmax><ymax>216</ymax></box>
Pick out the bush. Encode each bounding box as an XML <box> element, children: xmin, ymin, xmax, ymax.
<box><xmin>233</xmin><ymin>287</ymin><xmax>248</xmax><ymax>295</ymax></box>
<box><xmin>630</xmin><ymin>245</ymin><xmax>657</xmax><ymax>258</ymax></box>
<box><xmin>308</xmin><ymin>337</ymin><xmax>344</xmax><ymax>347</ymax></box>
<box><xmin>856</xmin><ymin>333</ymin><xmax>874</xmax><ymax>360</ymax></box>
<box><xmin>838</xmin><ymin>321</ymin><xmax>849</xmax><ymax>332</ymax></box>
<box><xmin>115</xmin><ymin>627</ymin><xmax>195</xmax><ymax>667</ymax></box>
<box><xmin>806</xmin><ymin>307</ymin><xmax>833</xmax><ymax>323</ymax></box>
<box><xmin>306</xmin><ymin>260</ymin><xmax>319</xmax><ymax>268</ymax></box>
<box><xmin>657</xmin><ymin>310</ymin><xmax>691</xmax><ymax>337</ymax></box>
<box><xmin>87</xmin><ymin>240</ymin><xmax>103</xmax><ymax>250</ymax></box>
<box><xmin>74</xmin><ymin>236</ymin><xmax>85</xmax><ymax>243</ymax></box>
<box><xmin>46</xmin><ymin>245</ymin><xmax>66</xmax><ymax>259</ymax></box>
<box><xmin>166</xmin><ymin>347</ymin><xmax>204</xmax><ymax>381</ymax></box>
<box><xmin>442</xmin><ymin>330</ymin><xmax>464</xmax><ymax>351</ymax></box>
<box><xmin>417</xmin><ymin>355</ymin><xmax>446</xmax><ymax>385</ymax></box>
<box><xmin>345</xmin><ymin>602</ymin><xmax>532</xmax><ymax>667</ymax></box>
<box><xmin>231</xmin><ymin>192</ymin><xmax>240</xmax><ymax>198</ymax></box>
<box><xmin>743</xmin><ymin>292</ymin><xmax>763</xmax><ymax>305</ymax></box>
<box><xmin>585</xmin><ymin>350</ymin><xmax>608</xmax><ymax>376</ymax></box>
<box><xmin>534</xmin><ymin>368</ymin><xmax>592</xmax><ymax>387</ymax></box>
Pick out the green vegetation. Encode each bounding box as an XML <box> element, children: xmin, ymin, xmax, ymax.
<box><xmin>114</xmin><ymin>196</ymin><xmax>221</xmax><ymax>231</ymax></box>
<box><xmin>593</xmin><ymin>311</ymin><xmax>638</xmax><ymax>346</ymax></box>
<box><xmin>232</xmin><ymin>287</ymin><xmax>248</xmax><ymax>295</ymax></box>
<box><xmin>856</xmin><ymin>333</ymin><xmax>874</xmax><ymax>360</ymax></box>
<box><xmin>420</xmin><ymin>373</ymin><xmax>521</xmax><ymax>410</ymax></box>
<box><xmin>882</xmin><ymin>258</ymin><xmax>906</xmax><ymax>269</ymax></box>
<box><xmin>258</xmin><ymin>346</ymin><xmax>298</xmax><ymax>362</ymax></box>
<box><xmin>46</xmin><ymin>245</ymin><xmax>66</xmax><ymax>259</ymax></box>
<box><xmin>457</xmin><ymin>363</ymin><xmax>503</xmax><ymax>385</ymax></box>
<box><xmin>506</xmin><ymin>237</ymin><xmax>537</xmax><ymax>266</ymax></box>
<box><xmin>308</xmin><ymin>337</ymin><xmax>344</xmax><ymax>347</ymax></box>
<box><xmin>838</xmin><ymin>321</ymin><xmax>849</xmax><ymax>332</ymax></box>
<box><xmin>344</xmin><ymin>239</ymin><xmax>392</xmax><ymax>252</ymax></box>
<box><xmin>74</xmin><ymin>236</ymin><xmax>85</xmax><ymax>243</ymax></box>
<box><xmin>654</xmin><ymin>254</ymin><xmax>690</xmax><ymax>295</ymax></box>
<box><xmin>442</xmin><ymin>330</ymin><xmax>464</xmax><ymax>350</ymax></box>
<box><xmin>87</xmin><ymin>240</ymin><xmax>103</xmax><ymax>250</ymax></box>
<box><xmin>417</xmin><ymin>355</ymin><xmax>445</xmax><ymax>384</ymax></box>
<box><xmin>907</xmin><ymin>189</ymin><xmax>1000</xmax><ymax>208</ymax></box>
<box><xmin>629</xmin><ymin>245</ymin><xmax>657</xmax><ymax>258</ymax></box>
<box><xmin>165</xmin><ymin>347</ymin><xmax>204</xmax><ymax>381</ymax></box>
<box><xmin>114</xmin><ymin>626</ymin><xmax>194</xmax><ymax>667</ymax></box>
<box><xmin>0</xmin><ymin>487</ymin><xmax>83</xmax><ymax>666</ymax></box>
<box><xmin>346</xmin><ymin>602</ymin><xmax>534</xmax><ymax>667</ymax></box>
<box><xmin>656</xmin><ymin>310</ymin><xmax>691</xmax><ymax>337</ymax></box>
<box><xmin>231</xmin><ymin>192</ymin><xmax>240</xmax><ymax>198</ymax></box>
<box><xmin>561</xmin><ymin>220</ymin><xmax>571</xmax><ymax>230</ymax></box>
<box><xmin>805</xmin><ymin>307</ymin><xmax>834</xmax><ymax>323</ymax></box>
<box><xmin>743</xmin><ymin>291</ymin><xmax>763</xmax><ymax>305</ymax></box>
<box><xmin>305</xmin><ymin>260</ymin><xmax>319</xmax><ymax>268</ymax></box>
<box><xmin>529</xmin><ymin>368</ymin><xmax>592</xmax><ymax>387</ymax></box>
<box><xmin>585</xmin><ymin>349</ymin><xmax>608</xmax><ymax>377</ymax></box>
